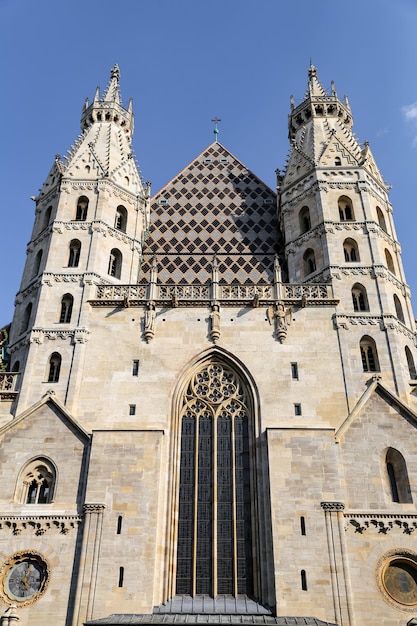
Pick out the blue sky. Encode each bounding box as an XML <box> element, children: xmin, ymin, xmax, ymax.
<box><xmin>1</xmin><ymin>0</ymin><xmax>417</xmax><ymax>327</ymax></box>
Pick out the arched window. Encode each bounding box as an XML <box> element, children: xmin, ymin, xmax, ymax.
<box><xmin>405</xmin><ymin>347</ymin><xmax>417</xmax><ymax>380</ymax></box>
<box><xmin>75</xmin><ymin>196</ymin><xmax>89</xmax><ymax>221</ymax></box>
<box><xmin>32</xmin><ymin>249</ymin><xmax>43</xmax><ymax>278</ymax></box>
<box><xmin>385</xmin><ymin>249</ymin><xmax>395</xmax><ymax>275</ymax></box>
<box><xmin>298</xmin><ymin>206</ymin><xmax>311</xmax><ymax>234</ymax></box>
<box><xmin>376</xmin><ymin>206</ymin><xmax>387</xmax><ymax>232</ymax></box>
<box><xmin>59</xmin><ymin>294</ymin><xmax>73</xmax><ymax>323</ymax></box>
<box><xmin>360</xmin><ymin>336</ymin><xmax>379</xmax><ymax>372</ymax></box>
<box><xmin>20</xmin><ymin>458</ymin><xmax>56</xmax><ymax>504</ymax></box>
<box><xmin>338</xmin><ymin>196</ymin><xmax>354</xmax><ymax>221</ymax></box>
<box><xmin>21</xmin><ymin>303</ymin><xmax>33</xmax><ymax>333</ymax></box>
<box><xmin>43</xmin><ymin>206</ymin><xmax>52</xmax><ymax>230</ymax></box>
<box><xmin>68</xmin><ymin>239</ymin><xmax>81</xmax><ymax>268</ymax></box>
<box><xmin>335</xmin><ymin>157</ymin><xmax>341</xmax><ymax>166</ymax></box>
<box><xmin>303</xmin><ymin>248</ymin><xmax>316</xmax><ymax>276</ymax></box>
<box><xmin>115</xmin><ymin>205</ymin><xmax>127</xmax><ymax>232</ymax></box>
<box><xmin>343</xmin><ymin>238</ymin><xmax>360</xmax><ymax>262</ymax></box>
<box><xmin>385</xmin><ymin>448</ymin><xmax>412</xmax><ymax>504</ymax></box>
<box><xmin>108</xmin><ymin>248</ymin><xmax>122</xmax><ymax>279</ymax></box>
<box><xmin>47</xmin><ymin>353</ymin><xmax>61</xmax><ymax>383</ymax></box>
<box><xmin>176</xmin><ymin>360</ymin><xmax>254</xmax><ymax>597</ymax></box>
<box><xmin>393</xmin><ymin>294</ymin><xmax>405</xmax><ymax>323</ymax></box>
<box><xmin>351</xmin><ymin>283</ymin><xmax>369</xmax><ymax>311</ymax></box>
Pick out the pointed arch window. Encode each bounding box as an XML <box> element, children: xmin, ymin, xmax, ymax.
<box><xmin>176</xmin><ymin>361</ymin><xmax>254</xmax><ymax>597</ymax></box>
<box><xmin>405</xmin><ymin>347</ymin><xmax>417</xmax><ymax>380</ymax></box>
<box><xmin>108</xmin><ymin>248</ymin><xmax>122</xmax><ymax>279</ymax></box>
<box><xmin>43</xmin><ymin>206</ymin><xmax>52</xmax><ymax>230</ymax></box>
<box><xmin>68</xmin><ymin>239</ymin><xmax>81</xmax><ymax>268</ymax></box>
<box><xmin>59</xmin><ymin>294</ymin><xmax>73</xmax><ymax>323</ymax></box>
<box><xmin>385</xmin><ymin>448</ymin><xmax>412</xmax><ymax>504</ymax></box>
<box><xmin>21</xmin><ymin>303</ymin><xmax>33</xmax><ymax>334</ymax></box>
<box><xmin>115</xmin><ymin>205</ymin><xmax>127</xmax><ymax>232</ymax></box>
<box><xmin>393</xmin><ymin>294</ymin><xmax>405</xmax><ymax>323</ymax></box>
<box><xmin>385</xmin><ymin>249</ymin><xmax>395</xmax><ymax>275</ymax></box>
<box><xmin>298</xmin><ymin>206</ymin><xmax>311</xmax><ymax>234</ymax></box>
<box><xmin>343</xmin><ymin>238</ymin><xmax>360</xmax><ymax>262</ymax></box>
<box><xmin>75</xmin><ymin>196</ymin><xmax>89</xmax><ymax>221</ymax></box>
<box><xmin>32</xmin><ymin>249</ymin><xmax>43</xmax><ymax>278</ymax></box>
<box><xmin>351</xmin><ymin>283</ymin><xmax>369</xmax><ymax>312</ymax></box>
<box><xmin>20</xmin><ymin>458</ymin><xmax>56</xmax><ymax>504</ymax></box>
<box><xmin>376</xmin><ymin>206</ymin><xmax>387</xmax><ymax>232</ymax></box>
<box><xmin>303</xmin><ymin>248</ymin><xmax>316</xmax><ymax>276</ymax></box>
<box><xmin>360</xmin><ymin>335</ymin><xmax>379</xmax><ymax>372</ymax></box>
<box><xmin>47</xmin><ymin>352</ymin><xmax>61</xmax><ymax>383</ymax></box>
<box><xmin>338</xmin><ymin>196</ymin><xmax>354</xmax><ymax>221</ymax></box>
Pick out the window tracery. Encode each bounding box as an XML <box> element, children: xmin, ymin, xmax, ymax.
<box><xmin>176</xmin><ymin>361</ymin><xmax>253</xmax><ymax>597</ymax></box>
<box><xmin>19</xmin><ymin>459</ymin><xmax>56</xmax><ymax>504</ymax></box>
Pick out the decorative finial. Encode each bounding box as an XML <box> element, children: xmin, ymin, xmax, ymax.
<box><xmin>212</xmin><ymin>117</ymin><xmax>221</xmax><ymax>142</ymax></box>
<box><xmin>111</xmin><ymin>64</ymin><xmax>120</xmax><ymax>81</ymax></box>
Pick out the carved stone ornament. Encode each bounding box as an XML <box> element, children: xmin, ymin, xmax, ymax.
<box><xmin>0</xmin><ymin>515</ymin><xmax>81</xmax><ymax>536</ymax></box>
<box><xmin>209</xmin><ymin>304</ymin><xmax>221</xmax><ymax>343</ymax></box>
<box><xmin>320</xmin><ymin>501</ymin><xmax>345</xmax><ymax>511</ymax></box>
<box><xmin>83</xmin><ymin>503</ymin><xmax>106</xmax><ymax>514</ymax></box>
<box><xmin>143</xmin><ymin>302</ymin><xmax>156</xmax><ymax>343</ymax></box>
<box><xmin>0</xmin><ymin>550</ymin><xmax>50</xmax><ymax>608</ymax></box>
<box><xmin>267</xmin><ymin>302</ymin><xmax>292</xmax><ymax>343</ymax></box>
<box><xmin>345</xmin><ymin>513</ymin><xmax>417</xmax><ymax>536</ymax></box>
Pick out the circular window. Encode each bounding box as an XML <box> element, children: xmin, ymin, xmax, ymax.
<box><xmin>383</xmin><ymin>557</ymin><xmax>417</xmax><ymax>606</ymax></box>
<box><xmin>0</xmin><ymin>551</ymin><xmax>49</xmax><ymax>607</ymax></box>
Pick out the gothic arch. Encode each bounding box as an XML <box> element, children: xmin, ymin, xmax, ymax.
<box><xmin>15</xmin><ymin>456</ymin><xmax>58</xmax><ymax>504</ymax></box>
<box><xmin>165</xmin><ymin>347</ymin><xmax>271</xmax><ymax>606</ymax></box>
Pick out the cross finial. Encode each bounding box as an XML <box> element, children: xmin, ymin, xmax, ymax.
<box><xmin>212</xmin><ymin>117</ymin><xmax>221</xmax><ymax>142</ymax></box>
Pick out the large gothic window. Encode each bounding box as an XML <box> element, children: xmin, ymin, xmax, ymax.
<box><xmin>176</xmin><ymin>361</ymin><xmax>253</xmax><ymax>598</ymax></box>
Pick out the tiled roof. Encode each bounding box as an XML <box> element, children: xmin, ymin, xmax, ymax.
<box><xmin>139</xmin><ymin>143</ymin><xmax>281</xmax><ymax>285</ymax></box>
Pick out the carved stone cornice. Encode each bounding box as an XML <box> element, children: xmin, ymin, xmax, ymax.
<box><xmin>321</xmin><ymin>501</ymin><xmax>345</xmax><ymax>511</ymax></box>
<box><xmin>345</xmin><ymin>513</ymin><xmax>417</xmax><ymax>535</ymax></box>
<box><xmin>83</xmin><ymin>503</ymin><xmax>106</xmax><ymax>514</ymax></box>
<box><xmin>0</xmin><ymin>515</ymin><xmax>82</xmax><ymax>535</ymax></box>
<box><xmin>42</xmin><ymin>273</ymin><xmax>83</xmax><ymax>285</ymax></box>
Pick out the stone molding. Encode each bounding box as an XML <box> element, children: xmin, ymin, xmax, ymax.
<box><xmin>320</xmin><ymin>501</ymin><xmax>345</xmax><ymax>511</ymax></box>
<box><xmin>83</xmin><ymin>504</ymin><xmax>106</xmax><ymax>514</ymax></box>
<box><xmin>0</xmin><ymin>515</ymin><xmax>82</xmax><ymax>535</ymax></box>
<box><xmin>345</xmin><ymin>513</ymin><xmax>417</xmax><ymax>535</ymax></box>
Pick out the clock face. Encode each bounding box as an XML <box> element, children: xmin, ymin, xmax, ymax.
<box><xmin>6</xmin><ymin>560</ymin><xmax>45</xmax><ymax>600</ymax></box>
<box><xmin>0</xmin><ymin>552</ymin><xmax>49</xmax><ymax>606</ymax></box>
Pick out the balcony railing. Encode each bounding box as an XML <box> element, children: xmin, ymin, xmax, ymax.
<box><xmin>93</xmin><ymin>282</ymin><xmax>335</xmax><ymax>304</ymax></box>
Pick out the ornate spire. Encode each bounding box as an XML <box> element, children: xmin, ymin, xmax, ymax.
<box><xmin>80</xmin><ymin>65</ymin><xmax>134</xmax><ymax>140</ymax></box>
<box><xmin>102</xmin><ymin>63</ymin><xmax>122</xmax><ymax>104</ymax></box>
<box><xmin>289</xmin><ymin>65</ymin><xmax>353</xmax><ymax>143</ymax></box>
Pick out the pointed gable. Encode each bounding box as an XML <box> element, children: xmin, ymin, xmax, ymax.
<box><xmin>140</xmin><ymin>143</ymin><xmax>280</xmax><ymax>285</ymax></box>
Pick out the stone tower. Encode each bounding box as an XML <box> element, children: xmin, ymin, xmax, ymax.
<box><xmin>0</xmin><ymin>66</ymin><xmax>417</xmax><ymax>626</ymax></box>
<box><xmin>7</xmin><ymin>64</ymin><xmax>150</xmax><ymax>411</ymax></box>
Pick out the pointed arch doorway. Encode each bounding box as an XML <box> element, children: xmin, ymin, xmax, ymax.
<box><xmin>172</xmin><ymin>353</ymin><xmax>259</xmax><ymax>600</ymax></box>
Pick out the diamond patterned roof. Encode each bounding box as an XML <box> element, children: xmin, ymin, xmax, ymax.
<box><xmin>139</xmin><ymin>143</ymin><xmax>280</xmax><ymax>285</ymax></box>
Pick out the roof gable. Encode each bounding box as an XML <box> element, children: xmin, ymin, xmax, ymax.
<box><xmin>335</xmin><ymin>377</ymin><xmax>417</xmax><ymax>442</ymax></box>
<box><xmin>0</xmin><ymin>392</ymin><xmax>90</xmax><ymax>443</ymax></box>
<box><xmin>140</xmin><ymin>143</ymin><xmax>280</xmax><ymax>285</ymax></box>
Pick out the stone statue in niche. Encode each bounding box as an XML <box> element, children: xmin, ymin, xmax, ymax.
<box><xmin>209</xmin><ymin>304</ymin><xmax>221</xmax><ymax>343</ymax></box>
<box><xmin>267</xmin><ymin>302</ymin><xmax>292</xmax><ymax>343</ymax></box>
<box><xmin>144</xmin><ymin>302</ymin><xmax>156</xmax><ymax>343</ymax></box>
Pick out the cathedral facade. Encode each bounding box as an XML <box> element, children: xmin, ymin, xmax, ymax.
<box><xmin>0</xmin><ymin>65</ymin><xmax>417</xmax><ymax>626</ymax></box>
